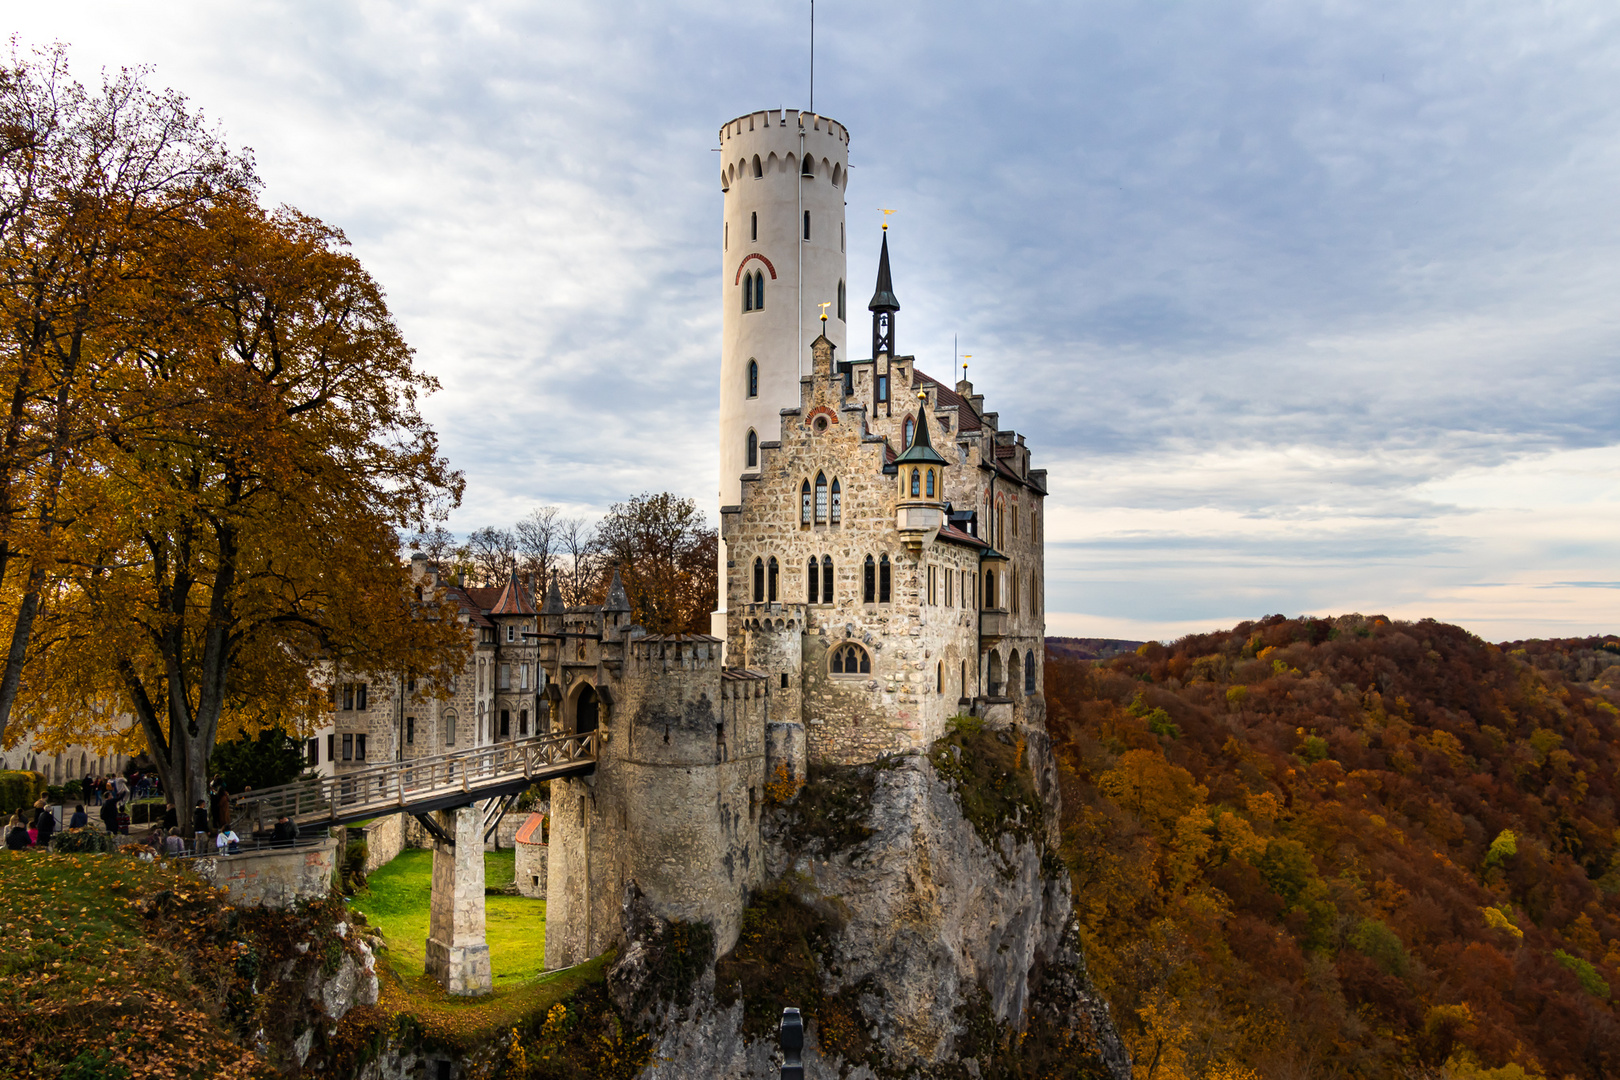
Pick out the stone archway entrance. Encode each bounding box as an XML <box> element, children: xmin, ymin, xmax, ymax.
<box><xmin>574</xmin><ymin>684</ymin><xmax>599</xmax><ymax>735</ymax></box>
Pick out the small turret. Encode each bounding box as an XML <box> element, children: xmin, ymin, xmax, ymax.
<box><xmin>603</xmin><ymin>569</ymin><xmax>632</xmax><ymax>629</ymax></box>
<box><xmin>896</xmin><ymin>390</ymin><xmax>946</xmax><ymax>552</ymax></box>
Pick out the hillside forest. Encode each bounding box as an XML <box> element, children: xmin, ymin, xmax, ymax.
<box><xmin>1045</xmin><ymin>615</ymin><xmax>1620</xmax><ymax>1080</ymax></box>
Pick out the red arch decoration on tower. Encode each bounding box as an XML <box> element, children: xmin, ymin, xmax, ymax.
<box><xmin>733</xmin><ymin>252</ymin><xmax>778</xmax><ymax>285</ymax></box>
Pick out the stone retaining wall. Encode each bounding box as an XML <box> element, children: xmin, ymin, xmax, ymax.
<box><xmin>193</xmin><ymin>838</ymin><xmax>338</xmax><ymax>909</ymax></box>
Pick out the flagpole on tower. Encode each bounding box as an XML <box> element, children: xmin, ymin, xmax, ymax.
<box><xmin>810</xmin><ymin>0</ymin><xmax>815</xmax><ymax>113</ymax></box>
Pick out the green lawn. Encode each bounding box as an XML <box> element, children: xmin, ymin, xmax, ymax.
<box><xmin>347</xmin><ymin>848</ymin><xmax>545</xmax><ymax>989</ymax></box>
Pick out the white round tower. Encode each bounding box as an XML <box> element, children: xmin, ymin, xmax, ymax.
<box><xmin>713</xmin><ymin>109</ymin><xmax>850</xmax><ymax>643</ymax></box>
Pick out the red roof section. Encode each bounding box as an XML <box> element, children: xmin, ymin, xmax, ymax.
<box><xmin>489</xmin><ymin>577</ymin><xmax>537</xmax><ymax>616</ymax></box>
<box><xmin>938</xmin><ymin>523</ymin><xmax>988</xmax><ymax>549</ymax></box>
<box><xmin>443</xmin><ymin>586</ymin><xmax>494</xmax><ymax>628</ymax></box>
<box><xmin>515</xmin><ymin>812</ymin><xmax>546</xmax><ymax>845</ymax></box>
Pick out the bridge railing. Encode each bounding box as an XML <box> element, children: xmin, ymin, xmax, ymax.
<box><xmin>231</xmin><ymin>731</ymin><xmax>596</xmax><ymax>832</ymax></box>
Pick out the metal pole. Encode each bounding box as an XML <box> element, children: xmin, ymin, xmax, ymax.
<box><xmin>780</xmin><ymin>1007</ymin><xmax>804</xmax><ymax>1080</ymax></box>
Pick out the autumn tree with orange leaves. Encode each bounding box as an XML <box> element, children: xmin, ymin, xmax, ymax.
<box><xmin>0</xmin><ymin>46</ymin><xmax>467</xmax><ymax>815</ymax></box>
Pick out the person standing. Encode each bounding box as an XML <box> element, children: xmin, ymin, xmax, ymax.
<box><xmin>99</xmin><ymin>794</ymin><xmax>118</xmax><ymax>834</ymax></box>
<box><xmin>113</xmin><ymin>773</ymin><xmax>128</xmax><ymax>804</ymax></box>
<box><xmin>83</xmin><ymin>774</ymin><xmax>96</xmax><ymax>806</ymax></box>
<box><xmin>162</xmin><ymin>802</ymin><xmax>178</xmax><ymax>831</ymax></box>
<box><xmin>34</xmin><ymin>804</ymin><xmax>56</xmax><ymax>848</ymax></box>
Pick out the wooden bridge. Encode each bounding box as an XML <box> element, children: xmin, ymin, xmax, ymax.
<box><xmin>231</xmin><ymin>730</ymin><xmax>597</xmax><ymax>836</ymax></box>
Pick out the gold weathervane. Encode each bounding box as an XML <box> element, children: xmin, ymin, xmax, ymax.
<box><xmin>818</xmin><ymin>301</ymin><xmax>832</xmax><ymax>322</ymax></box>
<box><xmin>879</xmin><ymin>208</ymin><xmax>896</xmax><ymax>230</ymax></box>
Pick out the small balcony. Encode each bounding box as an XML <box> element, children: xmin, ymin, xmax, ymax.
<box><xmin>979</xmin><ymin>608</ymin><xmax>1009</xmax><ymax>642</ymax></box>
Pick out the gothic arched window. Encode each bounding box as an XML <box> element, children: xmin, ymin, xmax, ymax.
<box><xmin>925</xmin><ymin>469</ymin><xmax>935</xmax><ymax>498</ymax></box>
<box><xmin>830</xmin><ymin>479</ymin><xmax>841</xmax><ymax>524</ymax></box>
<box><xmin>767</xmin><ymin>556</ymin><xmax>779</xmax><ymax>602</ymax></box>
<box><xmin>754</xmin><ymin>271</ymin><xmax>765</xmax><ymax>310</ymax></box>
<box><xmin>807</xmin><ymin>557</ymin><xmax>820</xmax><ymax>604</ymax></box>
<box><xmin>910</xmin><ymin>468</ymin><xmax>920</xmax><ymax>498</ymax></box>
<box><xmin>1025</xmin><ymin>650</ymin><xmax>1037</xmax><ymax>695</ymax></box>
<box><xmin>879</xmin><ymin>554</ymin><xmax>892</xmax><ymax>603</ymax></box>
<box><xmin>801</xmin><ymin>480</ymin><xmax>812</xmax><ymax>525</ymax></box>
<box><xmin>747</xmin><ymin>359</ymin><xmax>758</xmax><ymax>397</ymax></box>
<box><xmin>985</xmin><ymin>569</ymin><xmax>997</xmax><ymax>609</ymax></box>
<box><xmin>863</xmin><ymin>555</ymin><xmax>875</xmax><ymax>604</ymax></box>
<box><xmin>815</xmin><ymin>472</ymin><xmax>828</xmax><ymax>523</ymax></box>
<box><xmin>904</xmin><ymin>415</ymin><xmax>915</xmax><ymax>447</ymax></box>
<box><xmin>742</xmin><ymin>276</ymin><xmax>753</xmax><ymax>313</ymax></box>
<box><xmin>821</xmin><ymin>555</ymin><xmax>834</xmax><ymax>604</ymax></box>
<box><xmin>746</xmin><ymin>429</ymin><xmax>758</xmax><ymax>468</ymax></box>
<box><xmin>830</xmin><ymin>642</ymin><xmax>871</xmax><ymax>676</ymax></box>
<box><xmin>752</xmin><ymin>155</ymin><xmax>762</xmax><ymax>178</ymax></box>
<box><xmin>753</xmin><ymin>558</ymin><xmax>765</xmax><ymax>603</ymax></box>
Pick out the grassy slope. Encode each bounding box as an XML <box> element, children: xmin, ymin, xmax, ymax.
<box><xmin>348</xmin><ymin>848</ymin><xmax>545</xmax><ymax>989</ymax></box>
<box><xmin>0</xmin><ymin>850</ymin><xmax>259</xmax><ymax>1078</ymax></box>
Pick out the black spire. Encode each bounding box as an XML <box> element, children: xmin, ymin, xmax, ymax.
<box><xmin>869</xmin><ymin>230</ymin><xmax>899</xmax><ymax>359</ymax></box>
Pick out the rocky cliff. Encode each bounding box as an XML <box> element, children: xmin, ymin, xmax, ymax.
<box><xmin>610</xmin><ymin>714</ymin><xmax>1131</xmax><ymax>1080</ymax></box>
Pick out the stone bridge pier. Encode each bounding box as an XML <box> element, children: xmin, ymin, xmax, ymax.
<box><xmin>425</xmin><ymin>805</ymin><xmax>492</xmax><ymax>995</ymax></box>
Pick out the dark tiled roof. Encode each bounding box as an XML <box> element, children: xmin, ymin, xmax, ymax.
<box><xmin>463</xmin><ymin>587</ymin><xmax>502</xmax><ymax>611</ymax></box>
<box><xmin>912</xmin><ymin>368</ymin><xmax>981</xmax><ymax>432</ymax></box>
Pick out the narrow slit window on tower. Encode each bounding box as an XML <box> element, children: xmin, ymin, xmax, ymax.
<box><xmin>801</xmin><ymin>480</ymin><xmax>812</xmax><ymax>525</ymax></box>
<box><xmin>821</xmin><ymin>555</ymin><xmax>834</xmax><ymax>604</ymax></box>
<box><xmin>754</xmin><ymin>271</ymin><xmax>765</xmax><ymax>310</ymax></box>
<box><xmin>753</xmin><ymin>558</ymin><xmax>765</xmax><ymax>602</ymax></box>
<box><xmin>767</xmin><ymin>557</ymin><xmax>779</xmax><ymax>602</ymax></box>
<box><xmin>803</xmin><ymin>210</ymin><xmax>811</xmax><ymax>241</ymax></box>
<box><xmin>815</xmin><ymin>472</ymin><xmax>828</xmax><ymax>523</ymax></box>
<box><xmin>837</xmin><ymin>279</ymin><xmax>845</xmax><ymax>320</ymax></box>
<box><xmin>863</xmin><ymin>555</ymin><xmax>875</xmax><ymax>603</ymax></box>
<box><xmin>746</xmin><ymin>429</ymin><xmax>758</xmax><ymax>468</ymax></box>
<box><xmin>840</xmin><ymin>221</ymin><xmax>845</xmax><ymax>252</ymax></box>
<box><xmin>750</xmin><ymin>210</ymin><xmax>758</xmax><ymax>239</ymax></box>
<box><xmin>945</xmin><ymin>567</ymin><xmax>953</xmax><ymax>606</ymax></box>
<box><xmin>829</xmin><ymin>479</ymin><xmax>841</xmax><ymax>524</ymax></box>
<box><xmin>879</xmin><ymin>554</ymin><xmax>891</xmax><ymax>603</ymax></box>
<box><xmin>807</xmin><ymin>557</ymin><xmax>819</xmax><ymax>604</ymax></box>
<box><xmin>747</xmin><ymin>359</ymin><xmax>758</xmax><ymax>397</ymax></box>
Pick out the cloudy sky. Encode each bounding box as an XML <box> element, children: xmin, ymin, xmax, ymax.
<box><xmin>16</xmin><ymin>2</ymin><xmax>1620</xmax><ymax>642</ymax></box>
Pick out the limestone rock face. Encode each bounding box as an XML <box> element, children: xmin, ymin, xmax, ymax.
<box><xmin>624</xmin><ymin>734</ymin><xmax>1131</xmax><ymax>1080</ymax></box>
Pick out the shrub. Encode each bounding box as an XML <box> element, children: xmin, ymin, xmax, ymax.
<box><xmin>45</xmin><ymin>784</ymin><xmax>67</xmax><ymax>803</ymax></box>
<box><xmin>52</xmin><ymin>828</ymin><xmax>116</xmax><ymax>854</ymax></box>
<box><xmin>0</xmin><ymin>770</ymin><xmax>45</xmax><ymax>812</ymax></box>
<box><xmin>1484</xmin><ymin>829</ymin><xmax>1518</xmax><ymax>869</ymax></box>
<box><xmin>928</xmin><ymin>717</ymin><xmax>1044</xmax><ymax>849</ymax></box>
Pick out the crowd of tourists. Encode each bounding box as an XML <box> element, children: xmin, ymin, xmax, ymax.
<box><xmin>3</xmin><ymin>772</ymin><xmax>296</xmax><ymax>854</ymax></box>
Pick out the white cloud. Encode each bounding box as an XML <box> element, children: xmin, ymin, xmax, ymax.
<box><xmin>14</xmin><ymin>1</ymin><xmax>1620</xmax><ymax>640</ymax></box>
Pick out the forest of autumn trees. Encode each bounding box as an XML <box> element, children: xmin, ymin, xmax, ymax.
<box><xmin>1045</xmin><ymin>615</ymin><xmax>1620</xmax><ymax>1080</ymax></box>
<box><xmin>415</xmin><ymin>491</ymin><xmax>718</xmax><ymax>636</ymax></box>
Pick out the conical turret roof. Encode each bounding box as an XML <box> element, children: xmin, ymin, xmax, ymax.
<box><xmin>895</xmin><ymin>400</ymin><xmax>947</xmax><ymax>467</ymax></box>
<box><xmin>868</xmin><ymin>231</ymin><xmax>900</xmax><ymax>313</ymax></box>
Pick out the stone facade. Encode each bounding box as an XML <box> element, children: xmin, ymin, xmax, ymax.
<box><xmin>192</xmin><ymin>837</ymin><xmax>339</xmax><ymax>909</ymax></box>
<box><xmin>425</xmin><ymin>805</ymin><xmax>492</xmax><ymax>996</ymax></box>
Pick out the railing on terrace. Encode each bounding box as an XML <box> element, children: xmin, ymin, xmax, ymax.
<box><xmin>231</xmin><ymin>731</ymin><xmax>597</xmax><ymax>833</ymax></box>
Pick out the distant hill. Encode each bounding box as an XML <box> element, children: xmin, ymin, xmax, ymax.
<box><xmin>1044</xmin><ymin>613</ymin><xmax>1620</xmax><ymax>1079</ymax></box>
<box><xmin>1045</xmin><ymin>636</ymin><xmax>1146</xmax><ymax>661</ymax></box>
